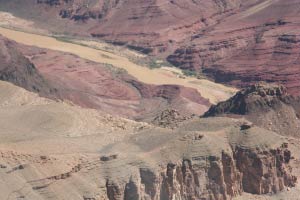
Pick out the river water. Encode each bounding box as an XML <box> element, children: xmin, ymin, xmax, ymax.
<box><xmin>0</xmin><ymin>27</ymin><xmax>236</xmax><ymax>104</ymax></box>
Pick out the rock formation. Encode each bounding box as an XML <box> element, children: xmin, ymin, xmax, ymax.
<box><xmin>1</xmin><ymin>1</ymin><xmax>300</xmax><ymax>199</ymax></box>
<box><xmin>1</xmin><ymin>0</ymin><xmax>300</xmax><ymax>94</ymax></box>
<box><xmin>23</xmin><ymin>45</ymin><xmax>210</xmax><ymax>120</ymax></box>
<box><xmin>167</xmin><ymin>0</ymin><xmax>300</xmax><ymax>95</ymax></box>
<box><xmin>151</xmin><ymin>109</ymin><xmax>193</xmax><ymax>128</ymax></box>
<box><xmin>0</xmin><ymin>0</ymin><xmax>243</xmax><ymax>54</ymax></box>
<box><xmin>102</xmin><ymin>119</ymin><xmax>297</xmax><ymax>200</ymax></box>
<box><xmin>204</xmin><ymin>83</ymin><xmax>300</xmax><ymax>137</ymax></box>
<box><xmin>0</xmin><ymin>81</ymin><xmax>297</xmax><ymax>200</ymax></box>
<box><xmin>0</xmin><ymin>35</ymin><xmax>56</xmax><ymax>97</ymax></box>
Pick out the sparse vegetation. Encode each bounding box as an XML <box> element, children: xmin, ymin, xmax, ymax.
<box><xmin>182</xmin><ymin>69</ymin><xmax>197</xmax><ymax>77</ymax></box>
<box><xmin>147</xmin><ymin>59</ymin><xmax>173</xmax><ymax>69</ymax></box>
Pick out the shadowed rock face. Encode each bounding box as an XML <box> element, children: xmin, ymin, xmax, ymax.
<box><xmin>102</xmin><ymin>120</ymin><xmax>297</xmax><ymax>200</ymax></box>
<box><xmin>204</xmin><ymin>83</ymin><xmax>289</xmax><ymax>116</ymax></box>
<box><xmin>204</xmin><ymin>83</ymin><xmax>300</xmax><ymax>137</ymax></box>
<box><xmin>0</xmin><ymin>35</ymin><xmax>57</xmax><ymax>97</ymax></box>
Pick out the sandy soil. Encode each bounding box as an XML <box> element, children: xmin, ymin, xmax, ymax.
<box><xmin>0</xmin><ymin>12</ymin><xmax>47</xmax><ymax>34</ymax></box>
<box><xmin>0</xmin><ymin>26</ymin><xmax>236</xmax><ymax>104</ymax></box>
<box><xmin>0</xmin><ymin>81</ymin><xmax>150</xmax><ymax>200</ymax></box>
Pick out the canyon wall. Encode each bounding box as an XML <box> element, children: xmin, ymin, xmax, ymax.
<box><xmin>101</xmin><ymin>119</ymin><xmax>297</xmax><ymax>200</ymax></box>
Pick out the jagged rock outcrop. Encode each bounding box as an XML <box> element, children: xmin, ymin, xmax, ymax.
<box><xmin>0</xmin><ymin>35</ymin><xmax>57</xmax><ymax>97</ymax></box>
<box><xmin>0</xmin><ymin>82</ymin><xmax>297</xmax><ymax>200</ymax></box>
<box><xmin>204</xmin><ymin>83</ymin><xmax>288</xmax><ymax>116</ymax></box>
<box><xmin>151</xmin><ymin>109</ymin><xmax>193</xmax><ymax>128</ymax></box>
<box><xmin>103</xmin><ymin>119</ymin><xmax>297</xmax><ymax>200</ymax></box>
<box><xmin>37</xmin><ymin>0</ymin><xmax>120</xmax><ymax>21</ymax></box>
<box><xmin>204</xmin><ymin>83</ymin><xmax>300</xmax><ymax>137</ymax></box>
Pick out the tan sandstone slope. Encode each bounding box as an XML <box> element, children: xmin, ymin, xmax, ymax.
<box><xmin>0</xmin><ymin>81</ymin><xmax>299</xmax><ymax>200</ymax></box>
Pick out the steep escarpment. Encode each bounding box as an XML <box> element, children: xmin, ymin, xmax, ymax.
<box><xmin>0</xmin><ymin>35</ymin><xmax>56</xmax><ymax>97</ymax></box>
<box><xmin>102</xmin><ymin>119</ymin><xmax>297</xmax><ymax>200</ymax></box>
<box><xmin>0</xmin><ymin>78</ymin><xmax>298</xmax><ymax>200</ymax></box>
<box><xmin>2</xmin><ymin>0</ymin><xmax>300</xmax><ymax>96</ymax></box>
<box><xmin>204</xmin><ymin>83</ymin><xmax>300</xmax><ymax>137</ymax></box>
<box><xmin>168</xmin><ymin>0</ymin><xmax>300</xmax><ymax>95</ymax></box>
<box><xmin>0</xmin><ymin>0</ymin><xmax>243</xmax><ymax>54</ymax></box>
<box><xmin>106</xmin><ymin>146</ymin><xmax>295</xmax><ymax>200</ymax></box>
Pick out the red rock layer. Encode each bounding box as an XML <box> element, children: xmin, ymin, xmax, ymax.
<box><xmin>1</xmin><ymin>1</ymin><xmax>300</xmax><ymax>94</ymax></box>
<box><xmin>0</xmin><ymin>0</ymin><xmax>242</xmax><ymax>54</ymax></box>
<box><xmin>168</xmin><ymin>0</ymin><xmax>300</xmax><ymax>96</ymax></box>
<box><xmin>9</xmin><ymin>39</ymin><xmax>210</xmax><ymax>120</ymax></box>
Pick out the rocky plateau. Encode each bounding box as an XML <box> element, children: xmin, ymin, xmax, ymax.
<box><xmin>0</xmin><ymin>81</ymin><xmax>299</xmax><ymax>200</ymax></box>
<box><xmin>0</xmin><ymin>1</ymin><xmax>300</xmax><ymax>200</ymax></box>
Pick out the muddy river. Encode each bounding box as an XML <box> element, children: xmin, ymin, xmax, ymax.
<box><xmin>0</xmin><ymin>27</ymin><xmax>237</xmax><ymax>104</ymax></box>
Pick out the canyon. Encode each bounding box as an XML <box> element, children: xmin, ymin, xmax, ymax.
<box><xmin>0</xmin><ymin>0</ymin><xmax>300</xmax><ymax>199</ymax></box>
<box><xmin>0</xmin><ymin>81</ymin><xmax>299</xmax><ymax>200</ymax></box>
<box><xmin>167</xmin><ymin>0</ymin><xmax>300</xmax><ymax>96</ymax></box>
<box><xmin>1</xmin><ymin>0</ymin><xmax>299</xmax><ymax>95</ymax></box>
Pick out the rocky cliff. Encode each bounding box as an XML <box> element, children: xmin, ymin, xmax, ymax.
<box><xmin>0</xmin><ymin>0</ymin><xmax>243</xmax><ymax>54</ymax></box>
<box><xmin>102</xmin><ymin>118</ymin><xmax>297</xmax><ymax>200</ymax></box>
<box><xmin>168</xmin><ymin>0</ymin><xmax>300</xmax><ymax>95</ymax></box>
<box><xmin>1</xmin><ymin>0</ymin><xmax>300</xmax><ymax>94</ymax></box>
<box><xmin>0</xmin><ymin>35</ymin><xmax>57</xmax><ymax>97</ymax></box>
<box><xmin>0</xmin><ymin>75</ymin><xmax>298</xmax><ymax>200</ymax></box>
<box><xmin>106</xmin><ymin>145</ymin><xmax>296</xmax><ymax>200</ymax></box>
<box><xmin>204</xmin><ymin>83</ymin><xmax>300</xmax><ymax>137</ymax></box>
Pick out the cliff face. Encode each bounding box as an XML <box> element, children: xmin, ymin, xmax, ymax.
<box><xmin>0</xmin><ymin>0</ymin><xmax>243</xmax><ymax>54</ymax></box>
<box><xmin>0</xmin><ymin>35</ymin><xmax>57</xmax><ymax>97</ymax></box>
<box><xmin>167</xmin><ymin>0</ymin><xmax>300</xmax><ymax>95</ymax></box>
<box><xmin>204</xmin><ymin>83</ymin><xmax>300</xmax><ymax>137</ymax></box>
<box><xmin>102</xmin><ymin>120</ymin><xmax>297</xmax><ymax>200</ymax></box>
<box><xmin>1</xmin><ymin>1</ymin><xmax>300</xmax><ymax>93</ymax></box>
<box><xmin>0</xmin><ymin>80</ymin><xmax>298</xmax><ymax>200</ymax></box>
